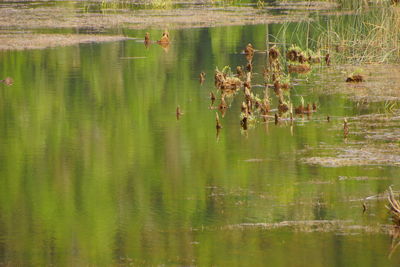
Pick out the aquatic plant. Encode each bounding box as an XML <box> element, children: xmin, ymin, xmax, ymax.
<box><xmin>199</xmin><ymin>72</ymin><xmax>206</xmax><ymax>84</ymax></box>
<box><xmin>215</xmin><ymin>66</ymin><xmax>242</xmax><ymax>91</ymax></box>
<box><xmin>210</xmin><ymin>91</ymin><xmax>216</xmax><ymax>105</ymax></box>
<box><xmin>157</xmin><ymin>30</ymin><xmax>170</xmax><ymax>45</ymax></box>
<box><xmin>215</xmin><ymin>112</ymin><xmax>222</xmax><ymax>129</ymax></box>
<box><xmin>244</xmin><ymin>43</ymin><xmax>254</xmax><ymax>57</ymax></box>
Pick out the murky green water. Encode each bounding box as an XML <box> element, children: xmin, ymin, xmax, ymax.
<box><xmin>0</xmin><ymin>20</ymin><xmax>400</xmax><ymax>266</ymax></box>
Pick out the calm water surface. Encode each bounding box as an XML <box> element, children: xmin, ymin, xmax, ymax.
<box><xmin>0</xmin><ymin>22</ymin><xmax>399</xmax><ymax>266</ymax></box>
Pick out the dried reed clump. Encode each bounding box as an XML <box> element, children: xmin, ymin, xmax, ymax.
<box><xmin>214</xmin><ymin>68</ymin><xmax>242</xmax><ymax>91</ymax></box>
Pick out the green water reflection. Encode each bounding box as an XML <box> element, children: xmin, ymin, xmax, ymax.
<box><xmin>0</xmin><ymin>22</ymin><xmax>399</xmax><ymax>266</ymax></box>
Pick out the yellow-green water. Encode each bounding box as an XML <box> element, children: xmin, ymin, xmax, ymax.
<box><xmin>0</xmin><ymin>22</ymin><xmax>400</xmax><ymax>266</ymax></box>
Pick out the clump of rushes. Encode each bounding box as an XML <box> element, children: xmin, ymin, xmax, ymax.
<box><xmin>286</xmin><ymin>45</ymin><xmax>314</xmax><ymax>74</ymax></box>
<box><xmin>244</xmin><ymin>43</ymin><xmax>254</xmax><ymax>57</ymax></box>
<box><xmin>277</xmin><ymin>94</ymin><xmax>289</xmax><ymax>115</ymax></box>
<box><xmin>294</xmin><ymin>97</ymin><xmax>317</xmax><ymax>115</ymax></box>
<box><xmin>157</xmin><ymin>30</ymin><xmax>169</xmax><ymax>44</ymax></box>
<box><xmin>215</xmin><ymin>66</ymin><xmax>242</xmax><ymax>92</ymax></box>
<box><xmin>286</xmin><ymin>45</ymin><xmax>302</xmax><ymax>62</ymax></box>
<box><xmin>268</xmin><ymin>46</ymin><xmax>282</xmax><ymax>75</ymax></box>
<box><xmin>269</xmin><ymin>46</ymin><xmax>280</xmax><ymax>62</ymax></box>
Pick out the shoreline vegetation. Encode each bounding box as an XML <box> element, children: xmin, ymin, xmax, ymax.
<box><xmin>0</xmin><ymin>0</ymin><xmax>397</xmax><ymax>64</ymax></box>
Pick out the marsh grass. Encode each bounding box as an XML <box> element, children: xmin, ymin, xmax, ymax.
<box><xmin>318</xmin><ymin>7</ymin><xmax>400</xmax><ymax>63</ymax></box>
<box><xmin>270</xmin><ymin>5</ymin><xmax>400</xmax><ymax>64</ymax></box>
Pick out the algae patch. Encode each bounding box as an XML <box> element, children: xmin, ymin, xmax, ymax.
<box><xmin>301</xmin><ymin>112</ymin><xmax>400</xmax><ymax>167</ymax></box>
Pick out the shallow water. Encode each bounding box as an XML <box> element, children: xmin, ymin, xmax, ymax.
<box><xmin>0</xmin><ymin>22</ymin><xmax>400</xmax><ymax>265</ymax></box>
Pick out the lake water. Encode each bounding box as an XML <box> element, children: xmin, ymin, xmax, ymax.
<box><xmin>0</xmin><ymin>15</ymin><xmax>400</xmax><ymax>266</ymax></box>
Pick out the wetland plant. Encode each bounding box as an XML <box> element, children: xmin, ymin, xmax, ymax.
<box><xmin>199</xmin><ymin>72</ymin><xmax>206</xmax><ymax>84</ymax></box>
<box><xmin>215</xmin><ymin>66</ymin><xmax>242</xmax><ymax>91</ymax></box>
<box><xmin>210</xmin><ymin>91</ymin><xmax>216</xmax><ymax>105</ymax></box>
<box><xmin>157</xmin><ymin>30</ymin><xmax>169</xmax><ymax>45</ymax></box>
<box><xmin>244</xmin><ymin>43</ymin><xmax>254</xmax><ymax>57</ymax></box>
<box><xmin>236</xmin><ymin>66</ymin><xmax>244</xmax><ymax>78</ymax></box>
<box><xmin>216</xmin><ymin>112</ymin><xmax>222</xmax><ymax>129</ymax></box>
